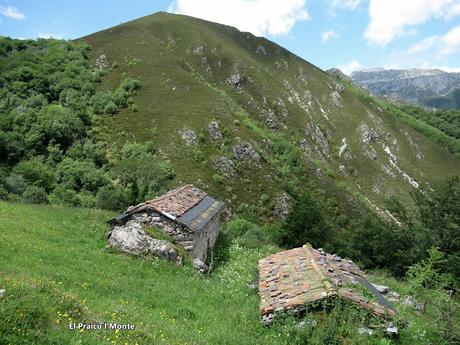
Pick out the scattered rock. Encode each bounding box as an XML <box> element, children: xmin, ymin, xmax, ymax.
<box><xmin>227</xmin><ymin>73</ymin><xmax>246</xmax><ymax>89</ymax></box>
<box><xmin>192</xmin><ymin>43</ymin><xmax>207</xmax><ymax>55</ymax></box>
<box><xmin>95</xmin><ymin>54</ymin><xmax>109</xmax><ymax>69</ymax></box>
<box><xmin>261</xmin><ymin>313</ymin><xmax>274</xmax><ymax>326</ymax></box>
<box><xmin>274</xmin><ymin>193</ymin><xmax>291</xmax><ymax>220</ymax></box>
<box><xmin>256</xmin><ymin>45</ymin><xmax>267</xmax><ymax>56</ymax></box>
<box><xmin>207</xmin><ymin>121</ymin><xmax>223</xmax><ymax>140</ymax></box>
<box><xmin>372</xmin><ymin>284</ymin><xmax>389</xmax><ymax>294</ymax></box>
<box><xmin>305</xmin><ymin>123</ymin><xmax>331</xmax><ymax>159</ymax></box>
<box><xmin>416</xmin><ymin>303</ymin><xmax>425</xmax><ymax>314</ymax></box>
<box><xmin>388</xmin><ymin>291</ymin><xmax>400</xmax><ymax>300</ymax></box>
<box><xmin>339</xmin><ymin>165</ymin><xmax>347</xmax><ymax>176</ymax></box>
<box><xmin>386</xmin><ymin>325</ymin><xmax>398</xmax><ymax>336</ymax></box>
<box><xmin>359</xmin><ymin>124</ymin><xmax>379</xmax><ymax>145</ymax></box>
<box><xmin>265</xmin><ymin>114</ymin><xmax>278</xmax><ymax>129</ymax></box>
<box><xmin>0</xmin><ymin>288</ymin><xmax>5</xmax><ymax>299</ymax></box>
<box><xmin>232</xmin><ymin>142</ymin><xmax>260</xmax><ymax>163</ymax></box>
<box><xmin>402</xmin><ymin>295</ymin><xmax>415</xmax><ymax>307</ymax></box>
<box><xmin>213</xmin><ymin>157</ymin><xmax>236</xmax><ymax>178</ymax></box>
<box><xmin>193</xmin><ymin>258</ymin><xmax>208</xmax><ymax>273</ymax></box>
<box><xmin>358</xmin><ymin>327</ymin><xmax>374</xmax><ymax>336</ymax></box>
<box><xmin>178</xmin><ymin>129</ymin><xmax>198</xmax><ymax>146</ymax></box>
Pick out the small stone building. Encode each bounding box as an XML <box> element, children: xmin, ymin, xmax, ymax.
<box><xmin>108</xmin><ymin>185</ymin><xmax>224</xmax><ymax>262</ymax></box>
<box><xmin>258</xmin><ymin>244</ymin><xmax>395</xmax><ymax>324</ymax></box>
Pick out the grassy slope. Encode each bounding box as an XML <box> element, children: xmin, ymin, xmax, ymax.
<box><xmin>83</xmin><ymin>12</ymin><xmax>459</xmax><ymax>218</ymax></box>
<box><xmin>1</xmin><ymin>202</ymin><xmax>456</xmax><ymax>345</ymax></box>
<box><xmin>0</xmin><ymin>201</ymin><xmax>281</xmax><ymax>344</ymax></box>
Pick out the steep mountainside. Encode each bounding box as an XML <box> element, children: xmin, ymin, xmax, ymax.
<box><xmin>351</xmin><ymin>68</ymin><xmax>460</xmax><ymax>109</ymax></box>
<box><xmin>83</xmin><ymin>12</ymin><xmax>459</xmax><ymax>220</ymax></box>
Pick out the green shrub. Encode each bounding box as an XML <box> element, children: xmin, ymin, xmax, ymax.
<box><xmin>23</xmin><ymin>185</ymin><xmax>48</xmax><ymax>204</ymax></box>
<box><xmin>96</xmin><ymin>185</ymin><xmax>129</xmax><ymax>211</ymax></box>
<box><xmin>226</xmin><ymin>217</ymin><xmax>259</xmax><ymax>239</ymax></box>
<box><xmin>5</xmin><ymin>174</ymin><xmax>27</xmax><ymax>195</ymax></box>
<box><xmin>279</xmin><ymin>193</ymin><xmax>330</xmax><ymax>249</ymax></box>
<box><xmin>48</xmin><ymin>186</ymin><xmax>80</xmax><ymax>207</ymax></box>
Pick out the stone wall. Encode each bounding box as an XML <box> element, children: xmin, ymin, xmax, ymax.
<box><xmin>110</xmin><ymin>209</ymin><xmax>221</xmax><ymax>262</ymax></box>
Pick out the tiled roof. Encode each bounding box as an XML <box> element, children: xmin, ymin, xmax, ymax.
<box><xmin>110</xmin><ymin>185</ymin><xmax>224</xmax><ymax>232</ymax></box>
<box><xmin>258</xmin><ymin>245</ymin><xmax>395</xmax><ymax>318</ymax></box>
<box><xmin>146</xmin><ymin>185</ymin><xmax>207</xmax><ymax>217</ymax></box>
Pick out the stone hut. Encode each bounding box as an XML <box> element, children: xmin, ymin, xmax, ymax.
<box><xmin>258</xmin><ymin>244</ymin><xmax>395</xmax><ymax>324</ymax></box>
<box><xmin>108</xmin><ymin>185</ymin><xmax>224</xmax><ymax>263</ymax></box>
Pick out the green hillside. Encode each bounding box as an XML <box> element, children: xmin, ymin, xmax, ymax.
<box><xmin>1</xmin><ymin>201</ymin><xmax>458</xmax><ymax>344</ymax></box>
<box><xmin>83</xmin><ymin>12</ymin><xmax>459</xmax><ymax>219</ymax></box>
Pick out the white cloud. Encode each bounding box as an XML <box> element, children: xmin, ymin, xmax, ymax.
<box><xmin>321</xmin><ymin>29</ymin><xmax>338</xmax><ymax>43</ymax></box>
<box><xmin>0</xmin><ymin>5</ymin><xmax>26</xmax><ymax>20</ymax></box>
<box><xmin>365</xmin><ymin>0</ymin><xmax>460</xmax><ymax>45</ymax></box>
<box><xmin>168</xmin><ymin>0</ymin><xmax>309</xmax><ymax>36</ymax></box>
<box><xmin>407</xmin><ymin>25</ymin><xmax>460</xmax><ymax>58</ymax></box>
<box><xmin>338</xmin><ymin>59</ymin><xmax>362</xmax><ymax>75</ymax></box>
<box><xmin>330</xmin><ymin>0</ymin><xmax>361</xmax><ymax>10</ymax></box>
<box><xmin>38</xmin><ymin>33</ymin><xmax>64</xmax><ymax>39</ymax></box>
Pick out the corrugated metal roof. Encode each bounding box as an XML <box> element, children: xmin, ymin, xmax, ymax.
<box><xmin>178</xmin><ymin>196</ymin><xmax>225</xmax><ymax>231</ymax></box>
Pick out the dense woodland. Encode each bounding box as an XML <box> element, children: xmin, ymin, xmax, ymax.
<box><xmin>1</xmin><ymin>37</ymin><xmax>459</xmax><ymax>344</ymax></box>
<box><xmin>0</xmin><ymin>37</ymin><xmax>174</xmax><ymax>210</ymax></box>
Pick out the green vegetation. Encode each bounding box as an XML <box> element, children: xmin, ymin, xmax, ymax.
<box><xmin>0</xmin><ymin>37</ymin><xmax>172</xmax><ymax>210</ymax></box>
<box><xmin>395</xmin><ymin>103</ymin><xmax>460</xmax><ymax>139</ymax></box>
<box><xmin>1</xmin><ymin>201</ymin><xmax>459</xmax><ymax>344</ymax></box>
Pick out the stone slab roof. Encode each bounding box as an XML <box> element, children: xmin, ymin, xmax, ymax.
<box><xmin>258</xmin><ymin>245</ymin><xmax>395</xmax><ymax>318</ymax></box>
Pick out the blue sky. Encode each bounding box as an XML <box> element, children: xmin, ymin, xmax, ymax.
<box><xmin>1</xmin><ymin>0</ymin><xmax>459</xmax><ymax>74</ymax></box>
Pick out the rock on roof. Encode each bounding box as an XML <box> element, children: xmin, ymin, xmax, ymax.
<box><xmin>258</xmin><ymin>245</ymin><xmax>395</xmax><ymax>319</ymax></box>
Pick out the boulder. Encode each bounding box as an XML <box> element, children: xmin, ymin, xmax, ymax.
<box><xmin>108</xmin><ymin>222</ymin><xmax>178</xmax><ymax>261</ymax></box>
<box><xmin>0</xmin><ymin>288</ymin><xmax>5</xmax><ymax>299</ymax></box>
<box><xmin>274</xmin><ymin>193</ymin><xmax>291</xmax><ymax>220</ymax></box>
<box><xmin>213</xmin><ymin>157</ymin><xmax>236</xmax><ymax>178</ymax></box>
<box><xmin>207</xmin><ymin>121</ymin><xmax>223</xmax><ymax>140</ymax></box>
<box><xmin>227</xmin><ymin>73</ymin><xmax>246</xmax><ymax>89</ymax></box>
<box><xmin>193</xmin><ymin>258</ymin><xmax>208</xmax><ymax>273</ymax></box>
<box><xmin>95</xmin><ymin>54</ymin><xmax>109</xmax><ymax>69</ymax></box>
<box><xmin>402</xmin><ymin>295</ymin><xmax>415</xmax><ymax>307</ymax></box>
<box><xmin>232</xmin><ymin>142</ymin><xmax>260</xmax><ymax>163</ymax></box>
<box><xmin>178</xmin><ymin>129</ymin><xmax>198</xmax><ymax>146</ymax></box>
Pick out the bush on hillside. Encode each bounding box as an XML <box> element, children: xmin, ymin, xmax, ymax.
<box><xmin>23</xmin><ymin>185</ymin><xmax>48</xmax><ymax>204</ymax></box>
<box><xmin>278</xmin><ymin>193</ymin><xmax>331</xmax><ymax>249</ymax></box>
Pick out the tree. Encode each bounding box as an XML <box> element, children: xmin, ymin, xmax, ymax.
<box><xmin>280</xmin><ymin>193</ymin><xmax>330</xmax><ymax>249</ymax></box>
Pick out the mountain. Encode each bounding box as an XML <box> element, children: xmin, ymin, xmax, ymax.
<box><xmin>83</xmin><ymin>12</ymin><xmax>459</xmax><ymax>221</ymax></box>
<box><xmin>350</xmin><ymin>68</ymin><xmax>460</xmax><ymax>109</ymax></box>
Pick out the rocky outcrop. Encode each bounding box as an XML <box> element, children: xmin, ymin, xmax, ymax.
<box><xmin>213</xmin><ymin>156</ymin><xmax>236</xmax><ymax>177</ymax></box>
<box><xmin>95</xmin><ymin>54</ymin><xmax>109</xmax><ymax>70</ymax></box>
<box><xmin>232</xmin><ymin>142</ymin><xmax>260</xmax><ymax>163</ymax></box>
<box><xmin>109</xmin><ymin>221</ymin><xmax>178</xmax><ymax>261</ymax></box>
<box><xmin>227</xmin><ymin>73</ymin><xmax>246</xmax><ymax>89</ymax></box>
<box><xmin>178</xmin><ymin>129</ymin><xmax>198</xmax><ymax>146</ymax></box>
<box><xmin>207</xmin><ymin>121</ymin><xmax>223</xmax><ymax>140</ymax></box>
<box><xmin>274</xmin><ymin>193</ymin><xmax>291</xmax><ymax>219</ymax></box>
<box><xmin>350</xmin><ymin>68</ymin><xmax>460</xmax><ymax>108</ymax></box>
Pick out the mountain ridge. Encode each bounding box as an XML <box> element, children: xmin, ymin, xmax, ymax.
<box><xmin>83</xmin><ymin>12</ymin><xmax>459</xmax><ymax>221</ymax></box>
